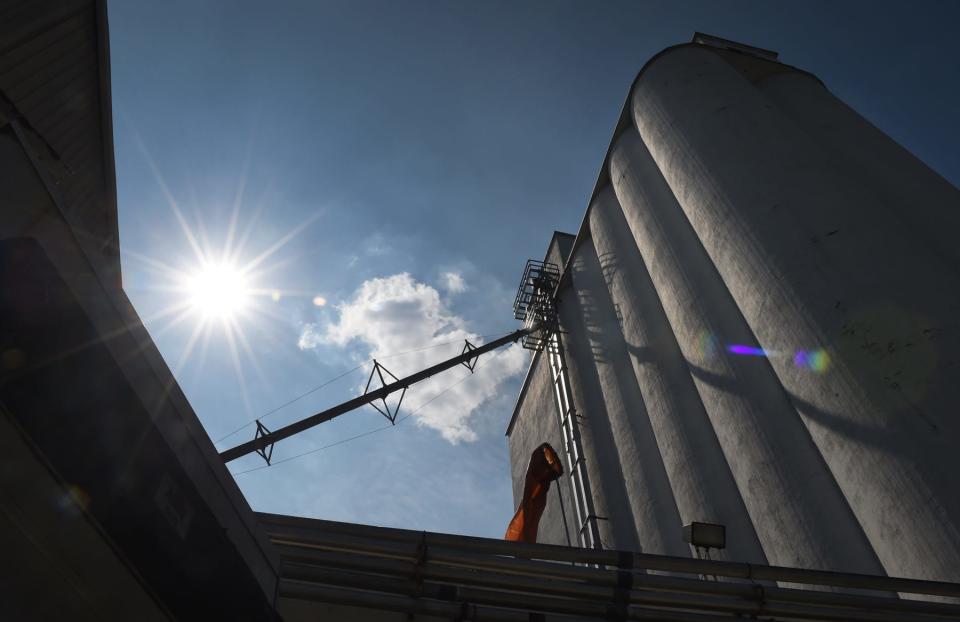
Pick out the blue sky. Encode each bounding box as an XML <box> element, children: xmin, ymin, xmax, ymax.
<box><xmin>109</xmin><ymin>0</ymin><xmax>960</xmax><ymax>538</ymax></box>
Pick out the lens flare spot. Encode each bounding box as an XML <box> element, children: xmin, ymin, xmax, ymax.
<box><xmin>794</xmin><ymin>349</ymin><xmax>831</xmax><ymax>373</ymax></box>
<box><xmin>727</xmin><ymin>344</ymin><xmax>771</xmax><ymax>356</ymax></box>
<box><xmin>55</xmin><ymin>484</ymin><xmax>91</xmax><ymax>518</ymax></box>
<box><xmin>695</xmin><ymin>331</ymin><xmax>719</xmax><ymax>361</ymax></box>
<box><xmin>810</xmin><ymin>350</ymin><xmax>831</xmax><ymax>372</ymax></box>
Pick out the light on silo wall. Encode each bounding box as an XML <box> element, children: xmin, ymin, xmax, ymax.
<box><xmin>724</xmin><ymin>343</ymin><xmax>832</xmax><ymax>374</ymax></box>
<box><xmin>683</xmin><ymin>522</ymin><xmax>726</xmax><ymax>550</ymax></box>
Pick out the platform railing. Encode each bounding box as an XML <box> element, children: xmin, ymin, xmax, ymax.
<box><xmin>259</xmin><ymin>512</ymin><xmax>960</xmax><ymax>622</ymax></box>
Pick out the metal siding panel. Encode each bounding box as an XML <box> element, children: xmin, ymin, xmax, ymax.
<box><xmin>0</xmin><ymin>10</ymin><xmax>86</xmax><ymax>75</ymax></box>
<box><xmin>32</xmin><ymin>83</ymin><xmax>99</xmax><ymax>144</ymax></box>
<box><xmin>64</xmin><ymin>184</ymin><xmax>104</xmax><ymax>227</ymax></box>
<box><xmin>64</xmin><ymin>172</ymin><xmax>102</xmax><ymax>214</ymax></box>
<box><xmin>0</xmin><ymin>20</ymin><xmax>90</xmax><ymax>90</ymax></box>
<box><xmin>14</xmin><ymin>54</ymin><xmax>98</xmax><ymax>116</ymax></box>
<box><xmin>0</xmin><ymin>1</ymin><xmax>113</xmax><ymax>268</ymax></box>
<box><xmin>0</xmin><ymin>0</ymin><xmax>88</xmax><ymax>53</ymax></box>
<box><xmin>56</xmin><ymin>116</ymin><xmax>101</xmax><ymax>164</ymax></box>
<box><xmin>0</xmin><ymin>239</ymin><xmax>279</xmax><ymax>620</ymax></box>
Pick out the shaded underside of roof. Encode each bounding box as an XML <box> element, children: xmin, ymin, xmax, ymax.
<box><xmin>0</xmin><ymin>237</ymin><xmax>279</xmax><ymax>619</ymax></box>
<box><xmin>0</xmin><ymin>0</ymin><xmax>119</xmax><ymax>282</ymax></box>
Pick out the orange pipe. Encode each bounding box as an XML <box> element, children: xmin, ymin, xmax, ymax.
<box><xmin>505</xmin><ymin>443</ymin><xmax>564</xmax><ymax>543</ymax></box>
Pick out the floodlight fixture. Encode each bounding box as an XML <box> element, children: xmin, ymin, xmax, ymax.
<box><xmin>683</xmin><ymin>522</ymin><xmax>726</xmax><ymax>550</ymax></box>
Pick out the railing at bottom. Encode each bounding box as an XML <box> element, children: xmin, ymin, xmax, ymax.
<box><xmin>259</xmin><ymin>512</ymin><xmax>960</xmax><ymax>622</ymax></box>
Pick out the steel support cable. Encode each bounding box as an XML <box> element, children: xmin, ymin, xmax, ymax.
<box><xmin>214</xmin><ymin>363</ymin><xmax>366</xmax><ymax>444</ymax></box>
<box><xmin>220</xmin><ymin>326</ymin><xmax>536</xmax><ymax>463</ymax></box>
<box><xmin>213</xmin><ymin>330</ymin><xmax>518</xmax><ymax>446</ymax></box>
<box><xmin>375</xmin><ymin>329</ymin><xmax>522</xmax><ymax>361</ymax></box>
<box><xmin>229</xmin><ymin>350</ymin><xmax>504</xmax><ymax>477</ymax></box>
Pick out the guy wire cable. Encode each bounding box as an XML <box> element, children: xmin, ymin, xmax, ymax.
<box><xmin>214</xmin><ymin>329</ymin><xmax>517</xmax><ymax>445</ymax></box>
<box><xmin>229</xmin><ymin>348</ymin><xmax>504</xmax><ymax>477</ymax></box>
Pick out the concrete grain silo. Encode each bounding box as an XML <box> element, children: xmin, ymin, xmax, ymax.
<box><xmin>506</xmin><ymin>33</ymin><xmax>960</xmax><ymax>584</ymax></box>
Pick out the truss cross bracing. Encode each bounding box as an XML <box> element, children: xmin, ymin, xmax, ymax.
<box><xmin>364</xmin><ymin>360</ymin><xmax>405</xmax><ymax>424</ymax></box>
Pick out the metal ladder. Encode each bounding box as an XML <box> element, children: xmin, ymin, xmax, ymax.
<box><xmin>546</xmin><ymin>330</ymin><xmax>602</xmax><ymax>549</ymax></box>
<box><xmin>514</xmin><ymin>259</ymin><xmax>601</xmax><ymax>550</ymax></box>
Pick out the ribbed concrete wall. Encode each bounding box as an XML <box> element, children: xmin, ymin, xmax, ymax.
<box><xmin>508</xmin><ymin>41</ymin><xmax>960</xmax><ymax>582</ymax></box>
<box><xmin>568</xmin><ymin>237</ymin><xmax>686</xmax><ymax>557</ymax></box>
<box><xmin>588</xmin><ymin>185</ymin><xmax>766</xmax><ymax>565</ymax></box>
<box><xmin>555</xmin><ymin>280</ymin><xmax>639</xmax><ymax>552</ymax></box>
<box><xmin>609</xmin><ymin>127</ymin><xmax>881</xmax><ymax>574</ymax></box>
<box><xmin>512</xmin><ymin>237</ymin><xmax>641</xmax><ymax>550</ymax></box>
<box><xmin>759</xmin><ymin>72</ymin><xmax>960</xmax><ymax>272</ymax></box>
<box><xmin>631</xmin><ymin>45</ymin><xmax>960</xmax><ymax>582</ymax></box>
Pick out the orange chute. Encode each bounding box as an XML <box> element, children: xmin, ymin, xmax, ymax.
<box><xmin>504</xmin><ymin>442</ymin><xmax>564</xmax><ymax>543</ymax></box>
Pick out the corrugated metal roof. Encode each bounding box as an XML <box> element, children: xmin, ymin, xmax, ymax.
<box><xmin>0</xmin><ymin>0</ymin><xmax>119</xmax><ymax>284</ymax></box>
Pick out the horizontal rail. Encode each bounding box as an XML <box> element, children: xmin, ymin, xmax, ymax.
<box><xmin>262</xmin><ymin>513</ymin><xmax>960</xmax><ymax>621</ymax></box>
<box><xmin>269</xmin><ymin>537</ymin><xmax>960</xmax><ymax>621</ymax></box>
<box><xmin>288</xmin><ymin>559</ymin><xmax>960</xmax><ymax>622</ymax></box>
<box><xmin>280</xmin><ymin>580</ymin><xmax>533</xmax><ymax>622</ymax></box>
<box><xmin>259</xmin><ymin>513</ymin><xmax>960</xmax><ymax>600</ymax></box>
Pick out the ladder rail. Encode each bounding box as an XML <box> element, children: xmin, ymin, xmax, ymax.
<box><xmin>547</xmin><ymin>330</ymin><xmax>602</xmax><ymax>549</ymax></box>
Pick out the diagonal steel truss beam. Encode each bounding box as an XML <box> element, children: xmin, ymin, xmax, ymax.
<box><xmin>220</xmin><ymin>325</ymin><xmax>539</xmax><ymax>464</ymax></box>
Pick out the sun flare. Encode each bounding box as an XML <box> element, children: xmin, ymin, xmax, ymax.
<box><xmin>185</xmin><ymin>263</ymin><xmax>251</xmax><ymax>320</ymax></box>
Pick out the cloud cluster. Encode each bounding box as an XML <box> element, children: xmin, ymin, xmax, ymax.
<box><xmin>442</xmin><ymin>271</ymin><xmax>467</xmax><ymax>294</ymax></box>
<box><xmin>298</xmin><ymin>273</ymin><xmax>527</xmax><ymax>442</ymax></box>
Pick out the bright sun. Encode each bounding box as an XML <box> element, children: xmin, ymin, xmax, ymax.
<box><xmin>185</xmin><ymin>263</ymin><xmax>251</xmax><ymax>320</ymax></box>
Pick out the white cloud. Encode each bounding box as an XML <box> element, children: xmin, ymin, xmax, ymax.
<box><xmin>362</xmin><ymin>232</ymin><xmax>392</xmax><ymax>257</ymax></box>
<box><xmin>297</xmin><ymin>323</ymin><xmax>324</xmax><ymax>350</ymax></box>
<box><xmin>441</xmin><ymin>271</ymin><xmax>467</xmax><ymax>294</ymax></box>
<box><xmin>298</xmin><ymin>273</ymin><xmax>527</xmax><ymax>443</ymax></box>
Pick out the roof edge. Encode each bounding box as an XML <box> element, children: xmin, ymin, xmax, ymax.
<box><xmin>557</xmin><ymin>35</ymin><xmax>822</xmax><ymax>292</ymax></box>
<box><xmin>509</xmin><ymin>34</ymin><xmax>822</xmax><ymax>437</ymax></box>
<box><xmin>96</xmin><ymin>0</ymin><xmax>121</xmax><ymax>288</ymax></box>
